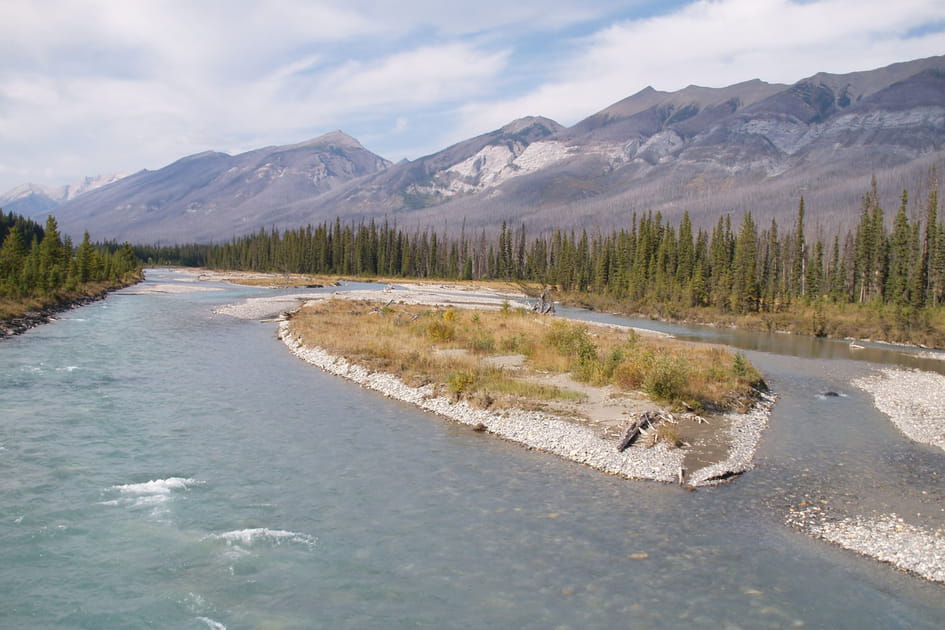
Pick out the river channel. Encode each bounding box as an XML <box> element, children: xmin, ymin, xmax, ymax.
<box><xmin>1</xmin><ymin>268</ymin><xmax>943</xmax><ymax>629</ymax></box>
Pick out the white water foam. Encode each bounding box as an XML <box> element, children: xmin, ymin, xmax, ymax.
<box><xmin>197</xmin><ymin>617</ymin><xmax>227</xmax><ymax>630</ymax></box>
<box><xmin>206</xmin><ymin>528</ymin><xmax>316</xmax><ymax>550</ymax></box>
<box><xmin>104</xmin><ymin>477</ymin><xmax>201</xmax><ymax>519</ymax></box>
<box><xmin>111</xmin><ymin>477</ymin><xmax>200</xmax><ymax>495</ymax></box>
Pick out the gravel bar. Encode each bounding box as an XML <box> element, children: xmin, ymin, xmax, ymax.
<box><xmin>278</xmin><ymin>321</ymin><xmax>773</xmax><ymax>486</ymax></box>
<box><xmin>687</xmin><ymin>391</ymin><xmax>776</xmax><ymax>486</ymax></box>
<box><xmin>852</xmin><ymin>368</ymin><xmax>945</xmax><ymax>453</ymax></box>
<box><xmin>786</xmin><ymin>507</ymin><xmax>945</xmax><ymax>584</ymax></box>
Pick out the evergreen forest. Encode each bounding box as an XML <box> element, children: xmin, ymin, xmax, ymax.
<box><xmin>1</xmin><ymin>211</ymin><xmax>142</xmax><ymax>320</ymax></box>
<box><xmin>140</xmin><ymin>178</ymin><xmax>945</xmax><ymax>345</ymax></box>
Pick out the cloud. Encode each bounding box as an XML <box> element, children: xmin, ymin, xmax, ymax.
<box><xmin>1</xmin><ymin>0</ymin><xmax>944</xmax><ymax>192</ymax></box>
<box><xmin>453</xmin><ymin>0</ymin><xmax>945</xmax><ymax>138</ymax></box>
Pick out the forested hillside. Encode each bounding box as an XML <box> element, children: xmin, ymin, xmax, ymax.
<box><xmin>143</xmin><ymin>177</ymin><xmax>945</xmax><ymax>345</ymax></box>
<box><xmin>0</xmin><ymin>212</ymin><xmax>142</xmax><ymax>325</ymax></box>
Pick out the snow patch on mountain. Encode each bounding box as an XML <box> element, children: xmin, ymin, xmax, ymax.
<box><xmin>0</xmin><ymin>174</ymin><xmax>126</xmax><ymax>208</ymax></box>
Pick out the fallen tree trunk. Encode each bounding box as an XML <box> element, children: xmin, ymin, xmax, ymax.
<box><xmin>617</xmin><ymin>411</ymin><xmax>657</xmax><ymax>452</ymax></box>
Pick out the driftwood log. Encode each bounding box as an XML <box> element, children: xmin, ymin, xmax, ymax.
<box><xmin>616</xmin><ymin>412</ymin><xmax>656</xmax><ymax>452</ymax></box>
<box><xmin>616</xmin><ymin>410</ymin><xmax>680</xmax><ymax>452</ymax></box>
<box><xmin>531</xmin><ymin>291</ymin><xmax>556</xmax><ymax>315</ymax></box>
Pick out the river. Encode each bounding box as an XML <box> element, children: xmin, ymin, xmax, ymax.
<box><xmin>1</xmin><ymin>269</ymin><xmax>943</xmax><ymax>629</ymax></box>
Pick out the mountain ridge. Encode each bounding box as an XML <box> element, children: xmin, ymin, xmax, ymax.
<box><xmin>7</xmin><ymin>55</ymin><xmax>945</xmax><ymax>243</ymax></box>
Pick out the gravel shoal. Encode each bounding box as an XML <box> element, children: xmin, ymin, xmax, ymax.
<box><xmin>214</xmin><ymin>294</ymin><xmax>319</xmax><ymax>320</ymax></box>
<box><xmin>278</xmin><ymin>321</ymin><xmax>772</xmax><ymax>486</ymax></box>
<box><xmin>786</xmin><ymin>507</ymin><xmax>945</xmax><ymax>584</ymax></box>
<box><xmin>687</xmin><ymin>391</ymin><xmax>776</xmax><ymax>486</ymax></box>
<box><xmin>852</xmin><ymin>368</ymin><xmax>945</xmax><ymax>453</ymax></box>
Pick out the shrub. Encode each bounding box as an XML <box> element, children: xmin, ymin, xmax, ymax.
<box><xmin>447</xmin><ymin>371</ymin><xmax>476</xmax><ymax>400</ymax></box>
<box><xmin>655</xmin><ymin>423</ymin><xmax>682</xmax><ymax>448</ymax></box>
<box><xmin>545</xmin><ymin>320</ymin><xmax>593</xmax><ymax>355</ymax></box>
<box><xmin>572</xmin><ymin>336</ymin><xmax>601</xmax><ymax>383</ymax></box>
<box><xmin>471</xmin><ymin>333</ymin><xmax>496</xmax><ymax>353</ymax></box>
<box><xmin>643</xmin><ymin>353</ymin><xmax>688</xmax><ymax>401</ymax></box>
<box><xmin>613</xmin><ymin>348</ymin><xmax>654</xmax><ymax>389</ymax></box>
<box><xmin>427</xmin><ymin>320</ymin><xmax>455</xmax><ymax>342</ymax></box>
<box><xmin>501</xmin><ymin>333</ymin><xmax>527</xmax><ymax>353</ymax></box>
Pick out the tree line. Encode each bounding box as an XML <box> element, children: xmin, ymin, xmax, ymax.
<box><xmin>1</xmin><ymin>211</ymin><xmax>141</xmax><ymax>301</ymax></box>
<box><xmin>140</xmin><ymin>177</ymin><xmax>945</xmax><ymax>314</ymax></box>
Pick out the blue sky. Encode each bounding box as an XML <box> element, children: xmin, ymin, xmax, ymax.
<box><xmin>1</xmin><ymin>0</ymin><xmax>944</xmax><ymax>193</ymax></box>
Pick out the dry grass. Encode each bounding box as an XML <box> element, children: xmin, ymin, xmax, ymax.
<box><xmin>288</xmin><ymin>299</ymin><xmax>766</xmax><ymax>413</ymax></box>
<box><xmin>216</xmin><ymin>273</ymin><xmax>338</xmax><ymax>288</ymax></box>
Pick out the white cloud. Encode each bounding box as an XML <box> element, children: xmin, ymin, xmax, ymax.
<box><xmin>321</xmin><ymin>44</ymin><xmax>509</xmax><ymax>106</ymax></box>
<box><xmin>1</xmin><ymin>0</ymin><xmax>944</xmax><ymax>192</ymax></box>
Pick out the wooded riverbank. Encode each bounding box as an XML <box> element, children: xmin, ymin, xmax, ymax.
<box><xmin>0</xmin><ymin>275</ymin><xmax>143</xmax><ymax>340</ymax></box>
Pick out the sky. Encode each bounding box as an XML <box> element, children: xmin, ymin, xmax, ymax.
<box><xmin>1</xmin><ymin>0</ymin><xmax>945</xmax><ymax>194</ymax></box>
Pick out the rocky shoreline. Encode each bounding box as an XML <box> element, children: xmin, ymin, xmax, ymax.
<box><xmin>277</xmin><ymin>319</ymin><xmax>774</xmax><ymax>487</ymax></box>
<box><xmin>0</xmin><ymin>291</ymin><xmax>119</xmax><ymax>341</ymax></box>
<box><xmin>852</xmin><ymin>367</ymin><xmax>945</xmax><ymax>453</ymax></box>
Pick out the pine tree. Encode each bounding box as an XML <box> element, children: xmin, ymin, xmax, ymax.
<box><xmin>887</xmin><ymin>191</ymin><xmax>913</xmax><ymax>305</ymax></box>
<box><xmin>791</xmin><ymin>197</ymin><xmax>806</xmax><ymax>298</ymax></box>
<box><xmin>731</xmin><ymin>212</ymin><xmax>759</xmax><ymax>313</ymax></box>
<box><xmin>0</xmin><ymin>225</ymin><xmax>27</xmax><ymax>296</ymax></box>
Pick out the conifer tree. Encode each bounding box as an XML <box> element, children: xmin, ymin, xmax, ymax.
<box><xmin>731</xmin><ymin>212</ymin><xmax>759</xmax><ymax>313</ymax></box>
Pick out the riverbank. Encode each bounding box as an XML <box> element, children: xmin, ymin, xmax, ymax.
<box><xmin>556</xmin><ymin>290</ymin><xmax>945</xmax><ymax>350</ymax></box>
<box><xmin>0</xmin><ymin>277</ymin><xmax>143</xmax><ymax>341</ymax></box>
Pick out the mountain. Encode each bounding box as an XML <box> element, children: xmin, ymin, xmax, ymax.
<box><xmin>280</xmin><ymin>116</ymin><xmax>565</xmax><ymax>217</ymax></box>
<box><xmin>37</xmin><ymin>55</ymin><xmax>945</xmax><ymax>242</ymax></box>
<box><xmin>0</xmin><ymin>174</ymin><xmax>126</xmax><ymax>218</ymax></box>
<box><xmin>47</xmin><ymin>131</ymin><xmax>390</xmax><ymax>243</ymax></box>
<box><xmin>378</xmin><ymin>55</ymin><xmax>945</xmax><ymax>234</ymax></box>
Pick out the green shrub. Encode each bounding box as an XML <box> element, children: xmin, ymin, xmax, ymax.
<box><xmin>471</xmin><ymin>333</ymin><xmax>496</xmax><ymax>353</ymax></box>
<box><xmin>501</xmin><ymin>333</ymin><xmax>527</xmax><ymax>353</ymax></box>
<box><xmin>643</xmin><ymin>353</ymin><xmax>688</xmax><ymax>401</ymax></box>
<box><xmin>545</xmin><ymin>320</ymin><xmax>592</xmax><ymax>355</ymax></box>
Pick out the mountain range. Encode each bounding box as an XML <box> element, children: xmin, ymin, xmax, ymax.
<box><xmin>3</xmin><ymin>55</ymin><xmax>945</xmax><ymax>243</ymax></box>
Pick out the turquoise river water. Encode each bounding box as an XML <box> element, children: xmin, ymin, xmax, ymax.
<box><xmin>1</xmin><ymin>269</ymin><xmax>944</xmax><ymax>629</ymax></box>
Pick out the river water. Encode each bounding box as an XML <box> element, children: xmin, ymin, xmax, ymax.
<box><xmin>1</xmin><ymin>269</ymin><xmax>943</xmax><ymax>629</ymax></box>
